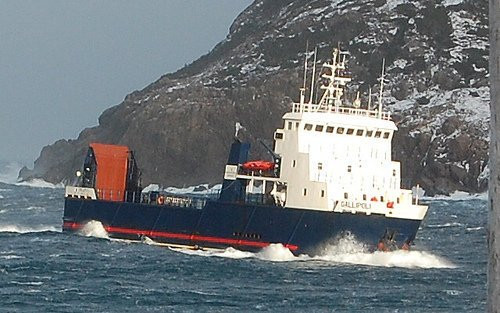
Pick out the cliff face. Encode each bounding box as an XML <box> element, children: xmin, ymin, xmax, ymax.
<box><xmin>20</xmin><ymin>0</ymin><xmax>489</xmax><ymax>196</ymax></box>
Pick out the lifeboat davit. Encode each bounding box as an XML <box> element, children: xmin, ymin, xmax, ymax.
<box><xmin>241</xmin><ymin>160</ymin><xmax>275</xmax><ymax>171</ymax></box>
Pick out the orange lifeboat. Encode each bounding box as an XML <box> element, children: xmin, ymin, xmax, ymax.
<box><xmin>241</xmin><ymin>160</ymin><xmax>275</xmax><ymax>171</ymax></box>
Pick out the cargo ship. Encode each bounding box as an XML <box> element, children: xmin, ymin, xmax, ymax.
<box><xmin>63</xmin><ymin>49</ymin><xmax>428</xmax><ymax>255</ymax></box>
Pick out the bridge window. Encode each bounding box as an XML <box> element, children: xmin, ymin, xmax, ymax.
<box><xmin>296</xmin><ymin>122</ymin><xmax>299</xmax><ymax>129</ymax></box>
<box><xmin>380</xmin><ymin>196</ymin><xmax>385</xmax><ymax>202</ymax></box>
<box><xmin>366</xmin><ymin>130</ymin><xmax>373</xmax><ymax>137</ymax></box>
<box><xmin>337</xmin><ymin>127</ymin><xmax>345</xmax><ymax>134</ymax></box>
<box><xmin>304</xmin><ymin>124</ymin><xmax>313</xmax><ymax>131</ymax></box>
<box><xmin>326</xmin><ymin>126</ymin><xmax>334</xmax><ymax>133</ymax></box>
<box><xmin>287</xmin><ymin>121</ymin><xmax>292</xmax><ymax>130</ymax></box>
<box><xmin>347</xmin><ymin>128</ymin><xmax>354</xmax><ymax>135</ymax></box>
<box><xmin>344</xmin><ymin>192</ymin><xmax>348</xmax><ymax>199</ymax></box>
<box><xmin>363</xmin><ymin>194</ymin><xmax>367</xmax><ymax>200</ymax></box>
<box><xmin>356</xmin><ymin>129</ymin><xmax>364</xmax><ymax>136</ymax></box>
<box><xmin>384</xmin><ymin>132</ymin><xmax>390</xmax><ymax>139</ymax></box>
<box><xmin>315</xmin><ymin>125</ymin><xmax>324</xmax><ymax>132</ymax></box>
<box><xmin>393</xmin><ymin>169</ymin><xmax>396</xmax><ymax>176</ymax></box>
<box><xmin>347</xmin><ymin>165</ymin><xmax>352</xmax><ymax>173</ymax></box>
<box><xmin>375</xmin><ymin>131</ymin><xmax>382</xmax><ymax>138</ymax></box>
<box><xmin>318</xmin><ymin>163</ymin><xmax>323</xmax><ymax>170</ymax></box>
<box><xmin>275</xmin><ymin>132</ymin><xmax>283</xmax><ymax>140</ymax></box>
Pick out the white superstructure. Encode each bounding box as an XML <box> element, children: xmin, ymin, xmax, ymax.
<box><xmin>228</xmin><ymin>48</ymin><xmax>427</xmax><ymax>221</ymax></box>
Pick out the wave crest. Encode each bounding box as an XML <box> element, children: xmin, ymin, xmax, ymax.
<box><xmin>0</xmin><ymin>224</ymin><xmax>59</xmax><ymax>233</ymax></box>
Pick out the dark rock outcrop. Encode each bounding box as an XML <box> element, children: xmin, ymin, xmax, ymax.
<box><xmin>20</xmin><ymin>0</ymin><xmax>490</xmax><ymax>195</ymax></box>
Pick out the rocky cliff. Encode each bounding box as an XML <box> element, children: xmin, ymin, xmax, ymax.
<box><xmin>20</xmin><ymin>0</ymin><xmax>489</xmax><ymax>196</ymax></box>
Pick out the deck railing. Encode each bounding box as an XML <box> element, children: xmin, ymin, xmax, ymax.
<box><xmin>292</xmin><ymin>103</ymin><xmax>391</xmax><ymax>120</ymax></box>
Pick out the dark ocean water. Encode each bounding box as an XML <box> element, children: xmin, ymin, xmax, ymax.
<box><xmin>0</xmin><ymin>180</ymin><xmax>487</xmax><ymax>312</ymax></box>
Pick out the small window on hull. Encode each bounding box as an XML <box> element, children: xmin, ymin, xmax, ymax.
<box><xmin>347</xmin><ymin>128</ymin><xmax>354</xmax><ymax>135</ymax></box>
<box><xmin>304</xmin><ymin>124</ymin><xmax>313</xmax><ymax>131</ymax></box>
<box><xmin>321</xmin><ymin>190</ymin><xmax>325</xmax><ymax>197</ymax></box>
<box><xmin>303</xmin><ymin>188</ymin><xmax>307</xmax><ymax>196</ymax></box>
<box><xmin>383</xmin><ymin>132</ymin><xmax>390</xmax><ymax>139</ymax></box>
<box><xmin>344</xmin><ymin>192</ymin><xmax>348</xmax><ymax>199</ymax></box>
<box><xmin>315</xmin><ymin>125</ymin><xmax>324</xmax><ymax>132</ymax></box>
<box><xmin>326</xmin><ymin>126</ymin><xmax>334</xmax><ymax>133</ymax></box>
<box><xmin>337</xmin><ymin>127</ymin><xmax>345</xmax><ymax>134</ymax></box>
<box><xmin>375</xmin><ymin>131</ymin><xmax>382</xmax><ymax>138</ymax></box>
<box><xmin>356</xmin><ymin>129</ymin><xmax>364</xmax><ymax>136</ymax></box>
<box><xmin>366</xmin><ymin>130</ymin><xmax>373</xmax><ymax>137</ymax></box>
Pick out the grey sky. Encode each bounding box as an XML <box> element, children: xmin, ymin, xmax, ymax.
<box><xmin>0</xmin><ymin>0</ymin><xmax>252</xmax><ymax>163</ymax></box>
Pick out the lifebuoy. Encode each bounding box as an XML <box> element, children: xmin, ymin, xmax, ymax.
<box><xmin>386</xmin><ymin>201</ymin><xmax>394</xmax><ymax>209</ymax></box>
<box><xmin>157</xmin><ymin>195</ymin><xmax>165</xmax><ymax>205</ymax></box>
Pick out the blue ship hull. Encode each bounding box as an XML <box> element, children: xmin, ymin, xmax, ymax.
<box><xmin>63</xmin><ymin>197</ymin><xmax>422</xmax><ymax>255</ymax></box>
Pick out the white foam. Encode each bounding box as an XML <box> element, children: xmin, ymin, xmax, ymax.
<box><xmin>255</xmin><ymin>243</ymin><xmax>298</xmax><ymax>262</ymax></box>
<box><xmin>0</xmin><ymin>255</ymin><xmax>24</xmax><ymax>260</ymax></box>
<box><xmin>15</xmin><ymin>179</ymin><xmax>64</xmax><ymax>189</ymax></box>
<box><xmin>171</xmin><ymin>237</ymin><xmax>455</xmax><ymax>269</ymax></box>
<box><xmin>466</xmin><ymin>226</ymin><xmax>484</xmax><ymax>231</ymax></box>
<box><xmin>0</xmin><ymin>195</ymin><xmax>3</xmax><ymax>199</ymax></box>
<box><xmin>24</xmin><ymin>206</ymin><xmax>46</xmax><ymax>212</ymax></box>
<box><xmin>316</xmin><ymin>248</ymin><xmax>455</xmax><ymax>269</ymax></box>
<box><xmin>79</xmin><ymin>221</ymin><xmax>109</xmax><ymax>239</ymax></box>
<box><xmin>424</xmin><ymin>191</ymin><xmax>487</xmax><ymax>201</ymax></box>
<box><xmin>427</xmin><ymin>222</ymin><xmax>464</xmax><ymax>228</ymax></box>
<box><xmin>0</xmin><ymin>224</ymin><xmax>59</xmax><ymax>233</ymax></box>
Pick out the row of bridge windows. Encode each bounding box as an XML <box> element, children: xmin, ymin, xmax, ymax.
<box><xmin>293</xmin><ymin>122</ymin><xmax>391</xmax><ymax>139</ymax></box>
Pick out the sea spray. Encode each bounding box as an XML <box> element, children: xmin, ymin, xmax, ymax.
<box><xmin>79</xmin><ymin>221</ymin><xmax>109</xmax><ymax>239</ymax></box>
<box><xmin>314</xmin><ymin>235</ymin><xmax>456</xmax><ymax>269</ymax></box>
<box><xmin>255</xmin><ymin>243</ymin><xmax>297</xmax><ymax>262</ymax></box>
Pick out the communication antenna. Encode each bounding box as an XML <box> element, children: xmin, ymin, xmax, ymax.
<box><xmin>309</xmin><ymin>47</ymin><xmax>317</xmax><ymax>104</ymax></box>
<box><xmin>368</xmin><ymin>86</ymin><xmax>372</xmax><ymax>110</ymax></box>
<box><xmin>378</xmin><ymin>58</ymin><xmax>386</xmax><ymax>118</ymax></box>
<box><xmin>300</xmin><ymin>42</ymin><xmax>309</xmax><ymax>105</ymax></box>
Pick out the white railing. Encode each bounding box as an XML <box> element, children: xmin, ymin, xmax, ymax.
<box><xmin>292</xmin><ymin>102</ymin><xmax>391</xmax><ymax>120</ymax></box>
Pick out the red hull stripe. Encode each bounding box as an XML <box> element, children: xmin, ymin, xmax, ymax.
<box><xmin>63</xmin><ymin>221</ymin><xmax>299</xmax><ymax>251</ymax></box>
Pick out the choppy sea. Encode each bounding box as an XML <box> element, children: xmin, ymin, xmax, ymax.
<box><xmin>0</xmin><ymin>163</ymin><xmax>487</xmax><ymax>312</ymax></box>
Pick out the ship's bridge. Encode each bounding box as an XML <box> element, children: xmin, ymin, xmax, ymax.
<box><xmin>223</xmin><ymin>48</ymin><xmax>426</xmax><ymax>221</ymax></box>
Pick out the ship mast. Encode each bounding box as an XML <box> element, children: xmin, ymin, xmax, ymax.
<box><xmin>378</xmin><ymin>58</ymin><xmax>386</xmax><ymax>118</ymax></box>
